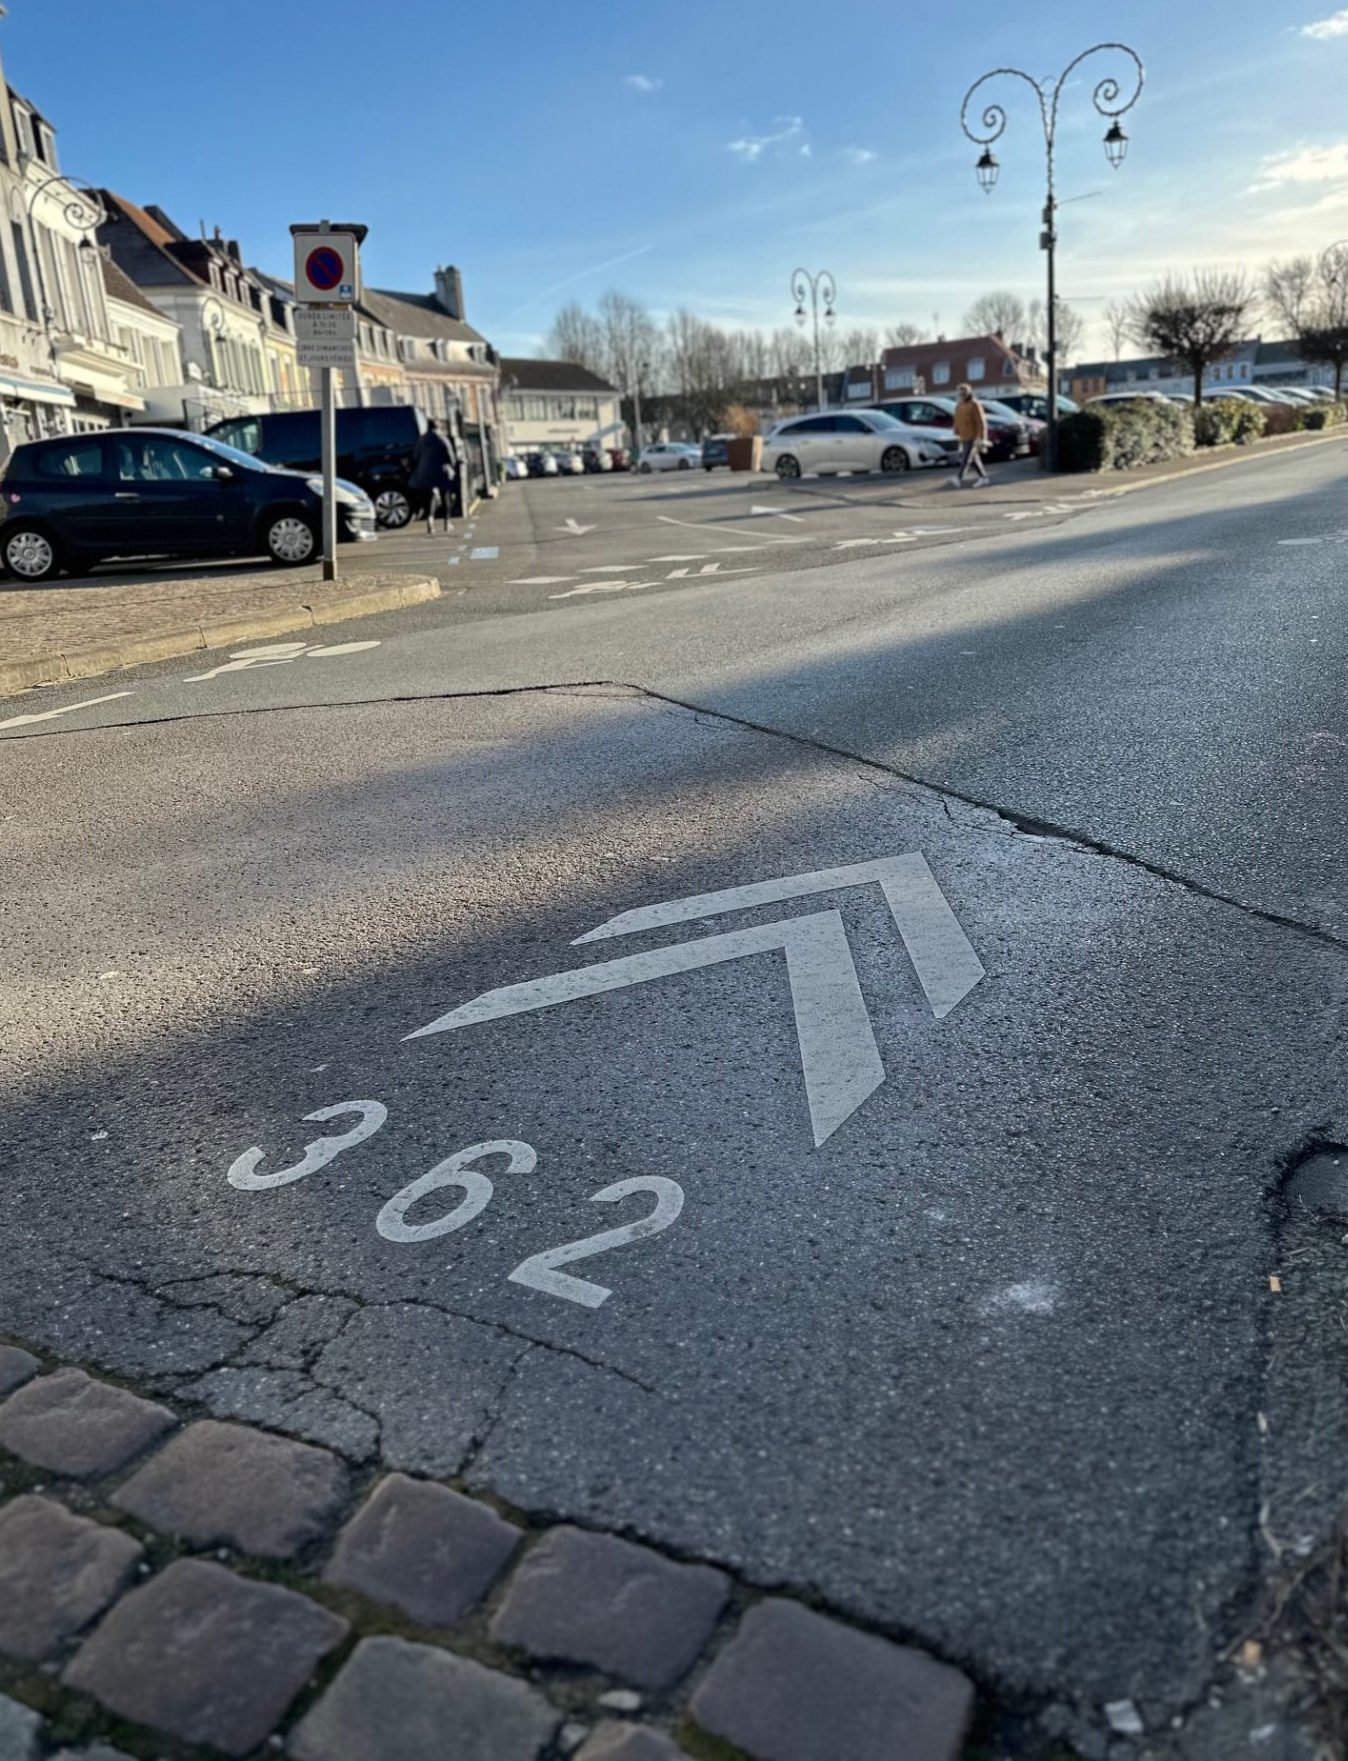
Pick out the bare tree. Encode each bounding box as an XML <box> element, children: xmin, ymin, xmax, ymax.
<box><xmin>597</xmin><ymin>290</ymin><xmax>662</xmax><ymax>393</ymax></box>
<box><xmin>836</xmin><ymin>327</ymin><xmax>881</xmax><ymax>368</ymax></box>
<box><xmin>769</xmin><ymin>325</ymin><xmax>813</xmax><ymax>378</ymax></box>
<box><xmin>1104</xmin><ymin>301</ymin><xmax>1129</xmax><ymax>361</ymax></box>
<box><xmin>1127</xmin><ymin>271</ymin><xmax>1255</xmax><ymax>405</ymax></box>
<box><xmin>665</xmin><ymin>308</ymin><xmax>734</xmax><ymax>434</ymax></box>
<box><xmin>1264</xmin><ymin>251</ymin><xmax>1348</xmax><ymax>400</ymax></box>
<box><xmin>544</xmin><ymin>302</ymin><xmax>605</xmax><ymax>370</ymax></box>
<box><xmin>1052</xmin><ymin>300</ymin><xmax>1086</xmax><ymax>370</ymax></box>
<box><xmin>964</xmin><ymin>290</ymin><xmax>1029</xmax><ymax>341</ymax></box>
<box><xmin>884</xmin><ymin>322</ymin><xmax>928</xmax><ymax>347</ymax></box>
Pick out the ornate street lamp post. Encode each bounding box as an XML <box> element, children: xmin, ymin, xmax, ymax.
<box><xmin>791</xmin><ymin>268</ymin><xmax>836</xmax><ymax>413</ymax></box>
<box><xmin>21</xmin><ymin>172</ymin><xmax>106</xmax><ymax>427</ymax></box>
<box><xmin>960</xmin><ymin>44</ymin><xmax>1143</xmax><ymax>470</ymax></box>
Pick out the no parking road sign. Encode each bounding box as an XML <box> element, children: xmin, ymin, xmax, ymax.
<box><xmin>290</xmin><ymin>222</ymin><xmax>366</xmax><ymax>304</ymax></box>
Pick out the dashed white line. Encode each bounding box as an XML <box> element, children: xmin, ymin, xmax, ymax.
<box><xmin>0</xmin><ymin>690</ymin><xmax>133</xmax><ymax>730</ymax></box>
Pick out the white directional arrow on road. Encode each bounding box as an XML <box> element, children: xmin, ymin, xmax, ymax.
<box><xmin>666</xmin><ymin>562</ymin><xmax>758</xmax><ymax>578</ymax></box>
<box><xmin>408</xmin><ymin>853</ymin><xmax>983</xmax><ymax>1146</ymax></box>
<box><xmin>557</xmin><ymin>518</ymin><xmax>597</xmax><ymax>536</ymax></box>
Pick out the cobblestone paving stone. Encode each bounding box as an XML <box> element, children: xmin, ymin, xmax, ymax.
<box><xmin>491</xmin><ymin>1526</ymin><xmax>729</xmax><ymax>1690</ymax></box>
<box><xmin>0</xmin><ymin>1495</ymin><xmax>142</xmax><ymax>1661</ymax></box>
<box><xmin>63</xmin><ymin>1558</ymin><xmax>348</xmax><ymax>1756</ymax></box>
<box><xmin>112</xmin><ymin>1418</ymin><xmax>349</xmax><ymax>1556</ymax></box>
<box><xmin>0</xmin><ymin>1370</ymin><xmax>175</xmax><ymax>1477</ymax></box>
<box><xmin>323</xmin><ymin>1471</ymin><xmax>521</xmax><ymax>1625</ymax></box>
<box><xmin>0</xmin><ymin>1350</ymin><xmax>38</xmax><ymax>1399</ymax></box>
<box><xmin>690</xmin><ymin>1597</ymin><xmax>975</xmax><ymax>1761</ymax></box>
<box><xmin>575</xmin><ymin>1723</ymin><xmax>688</xmax><ymax>1759</ymax></box>
<box><xmin>0</xmin><ymin>1337</ymin><xmax>981</xmax><ymax>1761</ymax></box>
<box><xmin>0</xmin><ymin>1694</ymin><xmax>41</xmax><ymax>1761</ymax></box>
<box><xmin>289</xmin><ymin>1634</ymin><xmax>559</xmax><ymax>1761</ymax></box>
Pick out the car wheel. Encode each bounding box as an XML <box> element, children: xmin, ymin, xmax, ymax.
<box><xmin>265</xmin><ymin>512</ymin><xmax>317</xmax><ymax>566</ymax></box>
<box><xmin>2</xmin><ymin>523</ymin><xmax>62</xmax><ymax>583</ymax></box>
<box><xmin>678</xmin><ymin>458</ymin><xmax>691</xmax><ymax>470</ymax></box>
<box><xmin>638</xmin><ymin>462</ymin><xmax>652</xmax><ymax>474</ymax></box>
<box><xmin>881</xmin><ymin>447</ymin><xmax>911</xmax><ymax>474</ymax></box>
<box><xmin>775</xmin><ymin>455</ymin><xmax>801</xmax><ymax>480</ymax></box>
<box><xmin>704</xmin><ymin>464</ymin><xmax>713</xmax><ymax>472</ymax></box>
<box><xmin>375</xmin><ymin>489</ymin><xmax>412</xmax><ymax>529</ymax></box>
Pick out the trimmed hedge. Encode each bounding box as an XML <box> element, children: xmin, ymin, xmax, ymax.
<box><xmin>1303</xmin><ymin>402</ymin><xmax>1347</xmax><ymax>430</ymax></box>
<box><xmin>1057</xmin><ymin>399</ymin><xmax>1195</xmax><ymax>473</ymax></box>
<box><xmin>1194</xmin><ymin>398</ymin><xmax>1264</xmax><ymax>447</ymax></box>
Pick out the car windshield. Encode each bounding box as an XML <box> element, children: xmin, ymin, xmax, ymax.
<box><xmin>862</xmin><ymin>410</ymin><xmax>903</xmax><ymax>429</ymax></box>
<box><xmin>186</xmin><ymin>432</ymin><xmax>273</xmax><ymax>473</ymax></box>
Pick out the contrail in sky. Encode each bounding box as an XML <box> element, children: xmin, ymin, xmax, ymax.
<box><xmin>497</xmin><ymin>243</ymin><xmax>656</xmax><ymax>322</ymax></box>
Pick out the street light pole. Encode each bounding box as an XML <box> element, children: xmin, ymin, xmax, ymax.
<box><xmin>791</xmin><ymin>268</ymin><xmax>836</xmax><ymax>413</ymax></box>
<box><xmin>960</xmin><ymin>44</ymin><xmax>1143</xmax><ymax>471</ymax></box>
<box><xmin>21</xmin><ymin>169</ymin><xmax>107</xmax><ymax>433</ymax></box>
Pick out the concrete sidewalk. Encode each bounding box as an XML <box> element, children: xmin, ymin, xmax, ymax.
<box><xmin>0</xmin><ymin>566</ymin><xmax>441</xmax><ymax>696</ymax></box>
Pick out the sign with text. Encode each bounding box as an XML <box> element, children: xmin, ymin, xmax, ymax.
<box><xmin>295</xmin><ymin>306</ymin><xmax>357</xmax><ymax>369</ymax></box>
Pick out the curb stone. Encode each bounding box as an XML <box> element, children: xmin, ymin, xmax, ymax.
<box><xmin>0</xmin><ymin>1340</ymin><xmax>976</xmax><ymax>1761</ymax></box>
<box><xmin>0</xmin><ymin>573</ymin><xmax>440</xmax><ymax>696</ymax></box>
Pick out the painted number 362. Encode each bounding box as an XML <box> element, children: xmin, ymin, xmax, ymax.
<box><xmin>226</xmin><ymin>1101</ymin><xmax>683</xmax><ymax>1310</ymax></box>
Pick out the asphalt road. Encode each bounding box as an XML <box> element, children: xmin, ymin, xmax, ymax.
<box><xmin>4</xmin><ymin>442</ymin><xmax>1348</xmax><ymax>1752</ymax></box>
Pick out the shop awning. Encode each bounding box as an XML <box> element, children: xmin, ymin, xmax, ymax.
<box><xmin>62</xmin><ymin>375</ymin><xmax>146</xmax><ymax>413</ymax></box>
<box><xmin>0</xmin><ymin>374</ymin><xmax>75</xmax><ymax>407</ymax></box>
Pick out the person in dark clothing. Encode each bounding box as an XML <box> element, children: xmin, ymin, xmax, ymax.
<box><xmin>408</xmin><ymin>420</ymin><xmax>457</xmax><ymax>533</ymax></box>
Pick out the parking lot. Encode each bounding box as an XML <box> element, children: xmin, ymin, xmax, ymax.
<box><xmin>345</xmin><ymin>454</ymin><xmax>1122</xmax><ymax>617</ymax></box>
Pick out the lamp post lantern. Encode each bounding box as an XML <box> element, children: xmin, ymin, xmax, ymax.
<box><xmin>791</xmin><ymin>268</ymin><xmax>836</xmax><ymax>413</ymax></box>
<box><xmin>21</xmin><ymin>170</ymin><xmax>107</xmax><ymax>430</ymax></box>
<box><xmin>960</xmin><ymin>44</ymin><xmax>1143</xmax><ymax>470</ymax></box>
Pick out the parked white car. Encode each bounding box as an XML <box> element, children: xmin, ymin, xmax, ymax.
<box><xmin>637</xmin><ymin>442</ymin><xmax>701</xmax><ymax>473</ymax></box>
<box><xmin>553</xmin><ymin>451</ymin><xmax>585</xmax><ymax>475</ymax></box>
<box><xmin>504</xmin><ymin>455</ymin><xmax>528</xmax><ymax>480</ymax></box>
<box><xmin>760</xmin><ymin>410</ymin><xmax>945</xmax><ymax>480</ymax></box>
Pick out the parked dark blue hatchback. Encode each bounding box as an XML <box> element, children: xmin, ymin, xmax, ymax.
<box><xmin>0</xmin><ymin>428</ymin><xmax>375</xmax><ymax>584</ymax></box>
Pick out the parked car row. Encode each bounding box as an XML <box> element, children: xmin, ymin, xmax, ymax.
<box><xmin>1086</xmin><ymin>385</ymin><xmax>1338</xmax><ymax>410</ymax></box>
<box><xmin>505</xmin><ymin>446</ymin><xmax>630</xmax><ymax>479</ymax></box>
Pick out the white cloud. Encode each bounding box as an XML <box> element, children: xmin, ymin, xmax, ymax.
<box><xmin>626</xmin><ymin>73</ymin><xmax>662</xmax><ymax>92</ymax></box>
<box><xmin>1301</xmin><ymin>8</ymin><xmax>1348</xmax><ymax>38</ymax></box>
<box><xmin>1250</xmin><ymin>140</ymin><xmax>1348</xmax><ymax>189</ymax></box>
<box><xmin>727</xmin><ymin>116</ymin><xmax>804</xmax><ymax>161</ymax></box>
<box><xmin>845</xmin><ymin>147</ymin><xmax>878</xmax><ymax>166</ymax></box>
<box><xmin>800</xmin><ymin>143</ymin><xmax>813</xmax><ymax>158</ymax></box>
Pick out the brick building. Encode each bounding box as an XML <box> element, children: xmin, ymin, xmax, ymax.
<box><xmin>874</xmin><ymin>334</ymin><xmax>1044</xmax><ymax>400</ymax></box>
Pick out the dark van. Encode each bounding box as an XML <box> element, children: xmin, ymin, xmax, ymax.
<box><xmin>207</xmin><ymin>404</ymin><xmax>436</xmax><ymax>528</ymax></box>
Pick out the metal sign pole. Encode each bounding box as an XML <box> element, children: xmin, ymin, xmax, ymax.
<box><xmin>321</xmin><ymin>362</ymin><xmax>338</xmax><ymax>581</ymax></box>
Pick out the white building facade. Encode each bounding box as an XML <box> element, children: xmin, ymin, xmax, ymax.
<box><xmin>499</xmin><ymin>358</ymin><xmax>622</xmax><ymax>456</ymax></box>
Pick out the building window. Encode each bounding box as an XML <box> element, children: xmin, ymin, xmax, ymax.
<box><xmin>967</xmin><ymin>357</ymin><xmax>985</xmax><ymax>381</ymax></box>
<box><xmin>883</xmin><ymin>365</ymin><xmax>914</xmax><ymax>390</ymax></box>
<box><xmin>0</xmin><ymin>238</ymin><xmax>12</xmax><ymax>316</ymax></box>
<box><xmin>10</xmin><ymin>223</ymin><xmax>35</xmax><ymax>320</ymax></box>
<box><xmin>14</xmin><ymin>108</ymin><xmax>34</xmax><ymax>161</ymax></box>
<box><xmin>932</xmin><ymin>361</ymin><xmax>951</xmax><ymax>385</ymax></box>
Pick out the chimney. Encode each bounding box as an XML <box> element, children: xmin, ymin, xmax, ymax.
<box><xmin>434</xmin><ymin>265</ymin><xmax>465</xmax><ymax>319</ymax></box>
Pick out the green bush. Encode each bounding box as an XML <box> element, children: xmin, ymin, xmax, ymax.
<box><xmin>1193</xmin><ymin>398</ymin><xmax>1245</xmax><ymax>448</ymax></box>
<box><xmin>1303</xmin><ymin>402</ymin><xmax>1346</xmax><ymax>430</ymax></box>
<box><xmin>1056</xmin><ymin>406</ymin><xmax>1114</xmax><ymax>472</ymax></box>
<box><xmin>1057</xmin><ymin>399</ymin><xmax>1195</xmax><ymax>473</ymax></box>
<box><xmin>1230</xmin><ymin>401</ymin><xmax>1266</xmax><ymax>444</ymax></box>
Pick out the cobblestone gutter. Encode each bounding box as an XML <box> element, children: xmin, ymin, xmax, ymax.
<box><xmin>0</xmin><ymin>1341</ymin><xmax>975</xmax><ymax>1761</ymax></box>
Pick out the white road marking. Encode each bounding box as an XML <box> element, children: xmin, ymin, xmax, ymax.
<box><xmin>508</xmin><ymin>1176</ymin><xmax>684</xmax><ymax>1309</ymax></box>
<box><xmin>509</xmin><ymin>575</ymin><xmax>577</xmax><ymax>584</ymax></box>
<box><xmin>0</xmin><ymin>690</ymin><xmax>133</xmax><ymax>730</ymax></box>
<box><xmin>749</xmin><ymin>505</ymin><xmax>804</xmax><ymax>521</ymax></box>
<box><xmin>184</xmin><ymin>646</ymin><xmax>309</xmax><ymax>681</ymax></box>
<box><xmin>648</xmin><ymin>553</ymin><xmax>708</xmax><ymax>562</ymax></box>
<box><xmin>558</xmin><ymin>518</ymin><xmax>597</xmax><ymax>536</ymax></box>
<box><xmin>549</xmin><ymin>580</ymin><xmax>658</xmax><ymax>599</ymax></box>
<box><xmin>666</xmin><ymin>563</ymin><xmax>758</xmax><ymax>578</ymax></box>
<box><xmin>305</xmin><ymin>641</ymin><xmax>381</xmax><ymax>658</ymax></box>
<box><xmin>833</xmin><ymin>532</ymin><xmax>916</xmax><ymax>549</ymax></box>
<box><xmin>407</xmin><ymin>910</ymin><xmax>885</xmax><ymax>1147</ymax></box>
<box><xmin>470</xmin><ymin>547</ymin><xmax>499</xmax><ymax>559</ymax></box>
<box><xmin>576</xmin><ymin>851</ymin><xmax>984</xmax><ymax>1022</ymax></box>
<box><xmin>656</xmin><ymin>514</ymin><xmax>804</xmax><ymax>545</ymax></box>
<box><xmin>581</xmin><ymin>564</ymin><xmax>642</xmax><ymax>572</ymax></box>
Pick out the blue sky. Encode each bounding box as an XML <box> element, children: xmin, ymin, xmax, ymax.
<box><xmin>7</xmin><ymin>0</ymin><xmax>1348</xmax><ymax>358</ymax></box>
